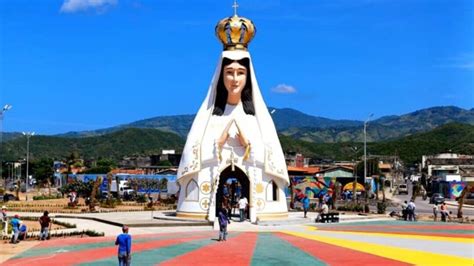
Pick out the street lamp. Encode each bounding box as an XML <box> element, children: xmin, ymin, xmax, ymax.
<box><xmin>351</xmin><ymin>146</ymin><xmax>360</xmax><ymax>202</ymax></box>
<box><xmin>0</xmin><ymin>104</ymin><xmax>12</xmax><ymax>189</ymax></box>
<box><xmin>23</xmin><ymin>131</ymin><xmax>35</xmax><ymax>192</ymax></box>
<box><xmin>363</xmin><ymin>113</ymin><xmax>374</xmax><ymax>184</ymax></box>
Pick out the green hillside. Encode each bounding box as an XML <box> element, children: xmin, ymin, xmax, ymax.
<box><xmin>54</xmin><ymin>106</ymin><xmax>474</xmax><ymax>143</ymax></box>
<box><xmin>279</xmin><ymin>123</ymin><xmax>474</xmax><ymax>164</ymax></box>
<box><xmin>370</xmin><ymin>123</ymin><xmax>474</xmax><ymax>164</ymax></box>
<box><xmin>1</xmin><ymin>128</ymin><xmax>185</xmax><ymax>162</ymax></box>
<box><xmin>2</xmin><ymin>123</ymin><xmax>472</xmax><ymax>165</ymax></box>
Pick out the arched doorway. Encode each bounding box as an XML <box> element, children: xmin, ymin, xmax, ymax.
<box><xmin>215</xmin><ymin>166</ymin><xmax>250</xmax><ymax>220</ymax></box>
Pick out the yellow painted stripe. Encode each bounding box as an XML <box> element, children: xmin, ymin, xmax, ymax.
<box><xmin>282</xmin><ymin>230</ymin><xmax>473</xmax><ymax>266</ymax></box>
<box><xmin>311</xmin><ymin>229</ymin><xmax>473</xmax><ymax>244</ymax></box>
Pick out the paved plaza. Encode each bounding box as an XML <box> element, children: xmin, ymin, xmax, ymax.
<box><xmin>1</xmin><ymin>220</ymin><xmax>472</xmax><ymax>265</ymax></box>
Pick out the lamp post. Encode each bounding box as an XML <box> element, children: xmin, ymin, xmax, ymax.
<box><xmin>363</xmin><ymin>113</ymin><xmax>374</xmax><ymax>184</ymax></box>
<box><xmin>351</xmin><ymin>146</ymin><xmax>359</xmax><ymax>202</ymax></box>
<box><xmin>23</xmin><ymin>131</ymin><xmax>35</xmax><ymax>192</ymax></box>
<box><xmin>0</xmin><ymin>104</ymin><xmax>12</xmax><ymax>189</ymax></box>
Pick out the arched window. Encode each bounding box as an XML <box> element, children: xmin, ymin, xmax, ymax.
<box><xmin>185</xmin><ymin>179</ymin><xmax>199</xmax><ymax>201</ymax></box>
<box><xmin>266</xmin><ymin>180</ymin><xmax>279</xmax><ymax>201</ymax></box>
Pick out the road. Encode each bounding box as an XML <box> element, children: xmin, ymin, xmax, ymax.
<box><xmin>389</xmin><ymin>181</ymin><xmax>474</xmax><ymax>216</ymax></box>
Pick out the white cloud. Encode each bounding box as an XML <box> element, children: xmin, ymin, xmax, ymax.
<box><xmin>60</xmin><ymin>0</ymin><xmax>118</xmax><ymax>14</ymax></box>
<box><xmin>271</xmin><ymin>84</ymin><xmax>297</xmax><ymax>94</ymax></box>
<box><xmin>437</xmin><ymin>53</ymin><xmax>474</xmax><ymax>70</ymax></box>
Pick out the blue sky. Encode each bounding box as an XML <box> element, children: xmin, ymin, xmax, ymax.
<box><xmin>1</xmin><ymin>0</ymin><xmax>473</xmax><ymax>135</ymax></box>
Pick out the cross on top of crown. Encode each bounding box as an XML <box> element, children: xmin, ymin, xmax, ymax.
<box><xmin>232</xmin><ymin>0</ymin><xmax>239</xmax><ymax>16</ymax></box>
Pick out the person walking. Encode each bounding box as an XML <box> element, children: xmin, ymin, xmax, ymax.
<box><xmin>10</xmin><ymin>214</ymin><xmax>21</xmax><ymax>244</ymax></box>
<box><xmin>39</xmin><ymin>211</ymin><xmax>52</xmax><ymax>240</ymax></box>
<box><xmin>302</xmin><ymin>196</ymin><xmax>310</xmax><ymax>218</ymax></box>
<box><xmin>238</xmin><ymin>196</ymin><xmax>248</xmax><ymax>222</ymax></box>
<box><xmin>115</xmin><ymin>226</ymin><xmax>132</xmax><ymax>266</ymax></box>
<box><xmin>217</xmin><ymin>207</ymin><xmax>231</xmax><ymax>241</ymax></box>
<box><xmin>433</xmin><ymin>203</ymin><xmax>439</xmax><ymax>222</ymax></box>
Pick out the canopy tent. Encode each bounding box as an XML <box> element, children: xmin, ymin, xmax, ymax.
<box><xmin>343</xmin><ymin>182</ymin><xmax>365</xmax><ymax>191</ymax></box>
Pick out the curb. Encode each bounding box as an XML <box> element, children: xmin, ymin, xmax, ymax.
<box><xmin>444</xmin><ymin>202</ymin><xmax>474</xmax><ymax>209</ymax></box>
<box><xmin>53</xmin><ymin>215</ymin><xmax>211</xmax><ymax>228</ymax></box>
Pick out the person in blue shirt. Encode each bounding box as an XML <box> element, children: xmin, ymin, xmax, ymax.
<box><xmin>10</xmin><ymin>214</ymin><xmax>20</xmax><ymax>244</ymax></box>
<box><xmin>115</xmin><ymin>225</ymin><xmax>132</xmax><ymax>266</ymax></box>
<box><xmin>217</xmin><ymin>207</ymin><xmax>230</xmax><ymax>241</ymax></box>
<box><xmin>18</xmin><ymin>222</ymin><xmax>28</xmax><ymax>241</ymax></box>
<box><xmin>303</xmin><ymin>195</ymin><xmax>310</xmax><ymax>218</ymax></box>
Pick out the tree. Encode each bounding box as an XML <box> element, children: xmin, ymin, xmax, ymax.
<box><xmin>31</xmin><ymin>158</ymin><xmax>54</xmax><ymax>188</ymax></box>
<box><xmin>457</xmin><ymin>185</ymin><xmax>471</xmax><ymax>219</ymax></box>
<box><xmin>157</xmin><ymin>160</ymin><xmax>172</xmax><ymax>167</ymax></box>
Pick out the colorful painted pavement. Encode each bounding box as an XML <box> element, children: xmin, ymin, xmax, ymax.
<box><xmin>2</xmin><ymin>221</ymin><xmax>473</xmax><ymax>265</ymax></box>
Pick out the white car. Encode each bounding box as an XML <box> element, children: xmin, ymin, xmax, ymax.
<box><xmin>398</xmin><ymin>184</ymin><xmax>408</xmax><ymax>195</ymax></box>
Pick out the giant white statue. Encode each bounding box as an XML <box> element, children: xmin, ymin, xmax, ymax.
<box><xmin>176</xmin><ymin>9</ymin><xmax>289</xmax><ymax>223</ymax></box>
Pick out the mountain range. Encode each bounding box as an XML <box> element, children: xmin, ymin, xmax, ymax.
<box><xmin>2</xmin><ymin>123</ymin><xmax>472</xmax><ymax>165</ymax></box>
<box><xmin>53</xmin><ymin>105</ymin><xmax>473</xmax><ymax>143</ymax></box>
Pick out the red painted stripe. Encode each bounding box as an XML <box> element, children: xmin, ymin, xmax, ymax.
<box><xmin>160</xmin><ymin>232</ymin><xmax>258</xmax><ymax>266</ymax></box>
<box><xmin>4</xmin><ymin>232</ymin><xmax>215</xmax><ymax>266</ymax></box>
<box><xmin>276</xmin><ymin>232</ymin><xmax>411</xmax><ymax>266</ymax></box>
<box><xmin>317</xmin><ymin>228</ymin><xmax>474</xmax><ymax>238</ymax></box>
<box><xmin>35</xmin><ymin>236</ymin><xmax>116</xmax><ymax>248</ymax></box>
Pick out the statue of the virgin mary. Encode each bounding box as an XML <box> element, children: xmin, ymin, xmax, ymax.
<box><xmin>176</xmin><ymin>8</ymin><xmax>289</xmax><ymax>222</ymax></box>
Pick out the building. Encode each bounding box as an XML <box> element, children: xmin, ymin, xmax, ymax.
<box><xmin>285</xmin><ymin>152</ymin><xmax>310</xmax><ymax>168</ymax></box>
<box><xmin>422</xmin><ymin>153</ymin><xmax>474</xmax><ymax>182</ymax></box>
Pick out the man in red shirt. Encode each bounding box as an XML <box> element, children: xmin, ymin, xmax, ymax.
<box><xmin>38</xmin><ymin>211</ymin><xmax>51</xmax><ymax>240</ymax></box>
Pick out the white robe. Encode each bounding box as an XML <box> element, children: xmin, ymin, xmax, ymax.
<box><xmin>177</xmin><ymin>50</ymin><xmax>288</xmax><ymax>185</ymax></box>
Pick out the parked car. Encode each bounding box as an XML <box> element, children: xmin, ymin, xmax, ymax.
<box><xmin>0</xmin><ymin>193</ymin><xmax>17</xmax><ymax>202</ymax></box>
<box><xmin>398</xmin><ymin>184</ymin><xmax>408</xmax><ymax>195</ymax></box>
<box><xmin>430</xmin><ymin>193</ymin><xmax>445</xmax><ymax>204</ymax></box>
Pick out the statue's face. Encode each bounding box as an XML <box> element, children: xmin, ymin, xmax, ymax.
<box><xmin>223</xmin><ymin>61</ymin><xmax>247</xmax><ymax>98</ymax></box>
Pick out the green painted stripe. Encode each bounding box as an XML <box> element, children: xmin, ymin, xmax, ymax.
<box><xmin>14</xmin><ymin>235</ymin><xmax>175</xmax><ymax>259</ymax></box>
<box><xmin>251</xmin><ymin>233</ymin><xmax>326</xmax><ymax>266</ymax></box>
<box><xmin>79</xmin><ymin>238</ymin><xmax>216</xmax><ymax>266</ymax></box>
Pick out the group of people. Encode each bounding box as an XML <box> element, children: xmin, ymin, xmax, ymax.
<box><xmin>433</xmin><ymin>202</ymin><xmax>451</xmax><ymax>222</ymax></box>
<box><xmin>401</xmin><ymin>200</ymin><xmax>417</xmax><ymax>221</ymax></box>
<box><xmin>221</xmin><ymin>192</ymin><xmax>249</xmax><ymax>223</ymax></box>
<box><xmin>397</xmin><ymin>200</ymin><xmax>453</xmax><ymax>223</ymax></box>
<box><xmin>216</xmin><ymin>195</ymin><xmax>248</xmax><ymax>242</ymax></box>
<box><xmin>300</xmin><ymin>195</ymin><xmax>330</xmax><ymax>222</ymax></box>
<box><xmin>1</xmin><ymin>206</ymin><xmax>52</xmax><ymax>244</ymax></box>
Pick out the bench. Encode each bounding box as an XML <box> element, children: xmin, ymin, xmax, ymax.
<box><xmin>319</xmin><ymin>212</ymin><xmax>339</xmax><ymax>223</ymax></box>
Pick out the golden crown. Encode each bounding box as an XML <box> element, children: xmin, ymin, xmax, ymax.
<box><xmin>215</xmin><ymin>14</ymin><xmax>256</xmax><ymax>51</ymax></box>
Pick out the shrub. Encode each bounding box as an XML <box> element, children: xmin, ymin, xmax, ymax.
<box><xmin>84</xmin><ymin>229</ymin><xmax>105</xmax><ymax>237</ymax></box>
<box><xmin>337</xmin><ymin>203</ymin><xmax>364</xmax><ymax>212</ymax></box>
<box><xmin>52</xmin><ymin>219</ymin><xmax>76</xmax><ymax>228</ymax></box>
<box><xmin>136</xmin><ymin>194</ymin><xmax>147</xmax><ymax>203</ymax></box>
<box><xmin>100</xmin><ymin>198</ymin><xmax>121</xmax><ymax>208</ymax></box>
<box><xmin>377</xmin><ymin>201</ymin><xmax>387</xmax><ymax>214</ymax></box>
<box><xmin>33</xmin><ymin>194</ymin><xmax>63</xmax><ymax>200</ymax></box>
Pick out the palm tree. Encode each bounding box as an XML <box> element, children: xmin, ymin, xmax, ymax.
<box><xmin>106</xmin><ymin>173</ymin><xmax>112</xmax><ymax>201</ymax></box>
<box><xmin>457</xmin><ymin>185</ymin><xmax>471</xmax><ymax>219</ymax></box>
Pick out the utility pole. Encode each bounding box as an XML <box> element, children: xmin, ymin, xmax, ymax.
<box><xmin>23</xmin><ymin>131</ymin><xmax>35</xmax><ymax>193</ymax></box>
<box><xmin>351</xmin><ymin>146</ymin><xmax>359</xmax><ymax>202</ymax></box>
<box><xmin>363</xmin><ymin>114</ymin><xmax>374</xmax><ymax>184</ymax></box>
